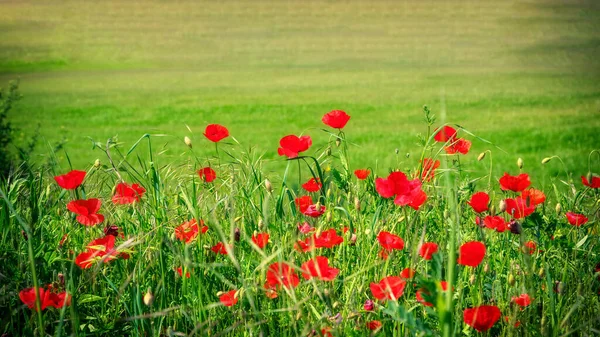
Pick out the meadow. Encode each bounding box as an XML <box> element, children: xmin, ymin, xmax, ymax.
<box><xmin>1</xmin><ymin>0</ymin><xmax>600</xmax><ymax>336</ymax></box>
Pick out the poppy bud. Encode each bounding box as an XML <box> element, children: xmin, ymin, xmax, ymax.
<box><xmin>326</xmin><ymin>188</ymin><xmax>332</xmax><ymax>198</ymax></box>
<box><xmin>508</xmin><ymin>274</ymin><xmax>515</xmax><ymax>286</ymax></box>
<box><xmin>264</xmin><ymin>179</ymin><xmax>272</xmax><ymax>193</ymax></box>
<box><xmin>517</xmin><ymin>158</ymin><xmax>524</xmax><ymax>169</ymax></box>
<box><xmin>498</xmin><ymin>200</ymin><xmax>507</xmax><ymax>213</ymax></box>
<box><xmin>490</xmin><ymin>205</ymin><xmax>496</xmax><ymax>216</ymax></box>
<box><xmin>258</xmin><ymin>218</ymin><xmax>264</xmax><ymax>229</ymax></box>
<box><xmin>234</xmin><ymin>216</ymin><xmax>242</xmax><ymax>223</ymax></box>
<box><xmin>335</xmin><ymin>139</ymin><xmax>341</xmax><ymax>147</ymax></box>
<box><xmin>323</xmin><ymin>288</ymin><xmax>330</xmax><ymax>297</ymax></box>
<box><xmin>94</xmin><ymin>159</ymin><xmax>101</xmax><ymax>167</ymax></box>
<box><xmin>484</xmin><ymin>263</ymin><xmax>490</xmax><ymax>273</ymax></box>
<box><xmin>395</xmin><ymin>148</ymin><xmax>399</xmax><ymax>155</ymax></box>
<box><xmin>553</xmin><ymin>281</ymin><xmax>563</xmax><ymax>294</ymax></box>
<box><xmin>21</xmin><ymin>230</ymin><xmax>28</xmax><ymax>241</ymax></box>
<box><xmin>354</xmin><ymin>197</ymin><xmax>360</xmax><ymax>211</ymax></box>
<box><xmin>541</xmin><ymin>157</ymin><xmax>552</xmax><ymax>164</ymax></box>
<box><xmin>364</xmin><ymin>299</ymin><xmax>374</xmax><ymax>311</ymax></box>
<box><xmin>469</xmin><ymin>274</ymin><xmax>476</xmax><ymax>285</ymax></box>
<box><xmin>58</xmin><ymin>273</ymin><xmax>65</xmax><ymax>285</ymax></box>
<box><xmin>477</xmin><ymin>152</ymin><xmax>486</xmax><ymax>161</ymax></box>
<box><xmin>538</xmin><ymin>267</ymin><xmax>545</xmax><ymax>278</ymax></box>
<box><xmin>349</xmin><ymin>233</ymin><xmax>357</xmax><ymax>246</ymax></box>
<box><xmin>296</xmin><ymin>311</ymin><xmax>302</xmax><ymax>321</ymax></box>
<box><xmin>326</xmin><ymin>147</ymin><xmax>332</xmax><ymax>156</ymax></box>
<box><xmin>184</xmin><ymin>136</ymin><xmax>192</xmax><ymax>148</ymax></box>
<box><xmin>587</xmin><ymin>172</ymin><xmax>593</xmax><ymax>185</ymax></box>
<box><xmin>143</xmin><ymin>288</ymin><xmax>154</xmax><ymax>306</ymax></box>
<box><xmin>326</xmin><ymin>211</ymin><xmax>332</xmax><ymax>222</ymax></box>
<box><xmin>234</xmin><ymin>228</ymin><xmax>240</xmax><ymax>242</ymax></box>
<box><xmin>555</xmin><ymin>203</ymin><xmax>561</xmax><ymax>214</ymax></box>
<box><xmin>405</xmin><ymin>152</ymin><xmax>410</xmax><ymax>158</ymax></box>
<box><xmin>365</xmin><ymin>228</ymin><xmax>371</xmax><ymax>235</ymax></box>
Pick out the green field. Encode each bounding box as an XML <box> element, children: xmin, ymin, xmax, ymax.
<box><xmin>1</xmin><ymin>0</ymin><xmax>599</xmax><ymax>180</ymax></box>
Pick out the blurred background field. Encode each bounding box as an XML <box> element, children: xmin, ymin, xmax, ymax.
<box><xmin>1</xmin><ymin>0</ymin><xmax>599</xmax><ymax>183</ymax></box>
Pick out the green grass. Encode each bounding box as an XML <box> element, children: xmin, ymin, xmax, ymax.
<box><xmin>1</xmin><ymin>0</ymin><xmax>599</xmax><ymax>182</ymax></box>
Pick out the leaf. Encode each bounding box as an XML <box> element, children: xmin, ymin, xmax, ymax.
<box><xmin>575</xmin><ymin>235</ymin><xmax>588</xmax><ymax>249</ymax></box>
<box><xmin>78</xmin><ymin>294</ymin><xmax>105</xmax><ymax>304</ymax></box>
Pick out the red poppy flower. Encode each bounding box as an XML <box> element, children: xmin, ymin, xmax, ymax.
<box><xmin>321</xmin><ymin>327</ymin><xmax>333</xmax><ymax>337</ymax></box>
<box><xmin>302</xmin><ymin>177</ymin><xmax>322</xmax><ymax>192</ymax></box>
<box><xmin>457</xmin><ymin>241</ymin><xmax>486</xmax><ymax>267</ymax></box>
<box><xmin>504</xmin><ymin>316</ymin><xmax>521</xmax><ymax>328</ymax></box>
<box><xmin>219</xmin><ymin>290</ymin><xmax>238</xmax><ymax>307</ymax></box>
<box><xmin>463</xmin><ymin>305</ymin><xmax>501</xmax><ymax>332</ymax></box>
<box><xmin>434</xmin><ymin>126</ymin><xmax>457</xmax><ymax>142</ymax></box>
<box><xmin>444</xmin><ymin>138</ymin><xmax>471</xmax><ymax>155</ymax></box>
<box><xmin>376</xmin><ymin>172</ymin><xmax>427</xmax><ymax>210</ymax></box>
<box><xmin>419</xmin><ymin>242</ymin><xmax>439</xmax><ymax>260</ymax></box>
<box><xmin>175</xmin><ymin>219</ymin><xmax>208</xmax><ymax>243</ymax></box>
<box><xmin>175</xmin><ymin>266</ymin><xmax>191</xmax><ymax>278</ymax></box>
<box><xmin>294</xmin><ymin>238</ymin><xmax>313</xmax><ymax>253</ymax></box>
<box><xmin>582</xmin><ymin>175</ymin><xmax>600</xmax><ymax>188</ymax></box>
<box><xmin>370</xmin><ymin>276</ymin><xmax>407</xmax><ymax>301</ymax></box>
<box><xmin>297</xmin><ymin>222</ymin><xmax>315</xmax><ymax>234</ymax></box>
<box><xmin>66</xmin><ymin>199</ymin><xmax>104</xmax><ymax>226</ymax></box>
<box><xmin>523</xmin><ymin>241</ymin><xmax>537</xmax><ymax>255</ymax></box>
<box><xmin>511</xmin><ymin>294</ymin><xmax>531</xmax><ymax>308</ymax></box>
<box><xmin>263</xmin><ymin>282</ymin><xmax>278</xmax><ymax>299</ymax></box>
<box><xmin>314</xmin><ymin>229</ymin><xmax>344</xmax><ymax>248</ymax></box>
<box><xmin>521</xmin><ymin>189</ymin><xmax>546</xmax><ymax>206</ymax></box>
<box><xmin>377</xmin><ymin>231</ymin><xmax>404</xmax><ymax>251</ymax></box>
<box><xmin>505</xmin><ymin>197</ymin><xmax>535</xmax><ymax>219</ymax></box>
<box><xmin>211</xmin><ymin>242</ymin><xmax>229</xmax><ymax>255</ymax></box>
<box><xmin>400</xmin><ymin>268</ymin><xmax>415</xmax><ymax>279</ymax></box>
<box><xmin>354</xmin><ymin>169</ymin><xmax>371</xmax><ymax>180</ymax></box>
<box><xmin>54</xmin><ymin>170</ymin><xmax>86</xmax><ymax>190</ymax></box>
<box><xmin>301</xmin><ymin>256</ymin><xmax>339</xmax><ymax>281</ymax></box>
<box><xmin>251</xmin><ymin>233</ymin><xmax>270</xmax><ymax>249</ymax></box>
<box><xmin>416</xmin><ymin>281</ymin><xmax>449</xmax><ymax>307</ymax></box>
<box><xmin>322</xmin><ymin>110</ymin><xmax>351</xmax><ymax>129</ymax></box>
<box><xmin>266</xmin><ymin>262</ymin><xmax>300</xmax><ymax>289</ymax></box>
<box><xmin>468</xmin><ymin>192</ymin><xmax>489</xmax><ymax>213</ymax></box>
<box><xmin>112</xmin><ymin>182</ymin><xmax>146</xmax><ymax>205</ymax></box>
<box><xmin>483</xmin><ymin>216</ymin><xmax>508</xmax><ymax>232</ymax></box>
<box><xmin>295</xmin><ymin>196</ymin><xmax>326</xmax><ymax>217</ymax></box>
<box><xmin>197</xmin><ymin>167</ymin><xmax>217</xmax><ymax>182</ymax></box>
<box><xmin>19</xmin><ymin>286</ymin><xmax>71</xmax><ymax>311</ymax></box>
<box><xmin>566</xmin><ymin>212</ymin><xmax>588</xmax><ymax>226</ymax></box>
<box><xmin>499</xmin><ymin>173</ymin><xmax>531</xmax><ymax>192</ymax></box>
<box><xmin>364</xmin><ymin>299</ymin><xmax>374</xmax><ymax>311</ymax></box>
<box><xmin>295</xmin><ymin>196</ymin><xmax>312</xmax><ymax>213</ymax></box>
<box><xmin>75</xmin><ymin>235</ymin><xmax>122</xmax><ymax>269</ymax></box>
<box><xmin>366</xmin><ymin>320</ymin><xmax>382</xmax><ymax>331</ymax></box>
<box><xmin>421</xmin><ymin>158</ymin><xmax>440</xmax><ymax>182</ymax></box>
<box><xmin>277</xmin><ymin>135</ymin><xmax>312</xmax><ymax>159</ymax></box>
<box><xmin>203</xmin><ymin>124</ymin><xmax>229</xmax><ymax>143</ymax></box>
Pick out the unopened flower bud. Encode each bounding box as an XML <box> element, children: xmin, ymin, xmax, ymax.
<box><xmin>395</xmin><ymin>148</ymin><xmax>399</xmax><ymax>155</ymax></box>
<box><xmin>587</xmin><ymin>172</ymin><xmax>593</xmax><ymax>185</ymax></box>
<box><xmin>335</xmin><ymin>139</ymin><xmax>341</xmax><ymax>147</ymax></box>
<box><xmin>498</xmin><ymin>200</ymin><xmax>507</xmax><ymax>213</ymax></box>
<box><xmin>555</xmin><ymin>203</ymin><xmax>561</xmax><ymax>214</ymax></box>
<box><xmin>326</xmin><ymin>211</ymin><xmax>332</xmax><ymax>222</ymax></box>
<box><xmin>58</xmin><ymin>273</ymin><xmax>65</xmax><ymax>285</ymax></box>
<box><xmin>143</xmin><ymin>288</ymin><xmax>154</xmax><ymax>306</ymax></box>
<box><xmin>553</xmin><ymin>281</ymin><xmax>563</xmax><ymax>294</ymax></box>
<box><xmin>541</xmin><ymin>157</ymin><xmax>552</xmax><ymax>164</ymax></box>
<box><xmin>508</xmin><ymin>220</ymin><xmax>522</xmax><ymax>235</ymax></box>
<box><xmin>234</xmin><ymin>228</ymin><xmax>241</xmax><ymax>242</ymax></box>
<box><xmin>354</xmin><ymin>197</ymin><xmax>361</xmax><ymax>211</ymax></box>
<box><xmin>517</xmin><ymin>158</ymin><xmax>524</xmax><ymax>169</ymax></box>
<box><xmin>364</xmin><ymin>299</ymin><xmax>374</xmax><ymax>311</ymax></box>
<box><xmin>484</xmin><ymin>263</ymin><xmax>490</xmax><ymax>273</ymax></box>
<box><xmin>184</xmin><ymin>136</ymin><xmax>192</xmax><ymax>148</ymax></box>
<box><xmin>538</xmin><ymin>267</ymin><xmax>545</xmax><ymax>278</ymax></box>
<box><xmin>264</xmin><ymin>179</ymin><xmax>272</xmax><ymax>193</ymax></box>
<box><xmin>258</xmin><ymin>218</ymin><xmax>264</xmax><ymax>229</ymax></box>
<box><xmin>326</xmin><ymin>147</ymin><xmax>332</xmax><ymax>156</ymax></box>
<box><xmin>94</xmin><ymin>159</ymin><xmax>101</xmax><ymax>167</ymax></box>
<box><xmin>469</xmin><ymin>274</ymin><xmax>476</xmax><ymax>284</ymax></box>
<box><xmin>323</xmin><ymin>288</ymin><xmax>330</xmax><ymax>297</ymax></box>
<box><xmin>508</xmin><ymin>274</ymin><xmax>515</xmax><ymax>286</ymax></box>
<box><xmin>296</xmin><ymin>311</ymin><xmax>302</xmax><ymax>321</ymax></box>
<box><xmin>326</xmin><ymin>188</ymin><xmax>332</xmax><ymax>198</ymax></box>
<box><xmin>349</xmin><ymin>233</ymin><xmax>357</xmax><ymax>246</ymax></box>
<box><xmin>490</xmin><ymin>205</ymin><xmax>496</xmax><ymax>216</ymax></box>
<box><xmin>477</xmin><ymin>152</ymin><xmax>486</xmax><ymax>161</ymax></box>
